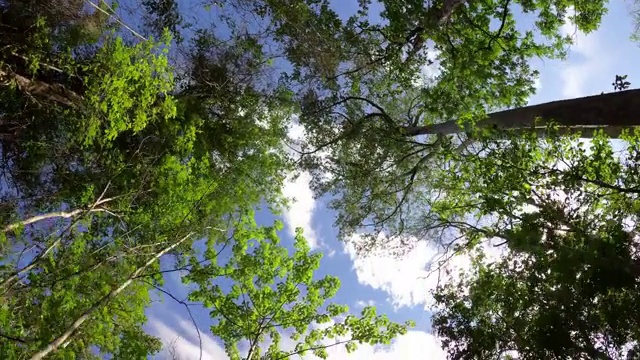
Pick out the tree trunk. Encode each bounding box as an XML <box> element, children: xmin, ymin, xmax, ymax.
<box><xmin>437</xmin><ymin>0</ymin><xmax>470</xmax><ymax>25</ymax></box>
<box><xmin>403</xmin><ymin>89</ymin><xmax>640</xmax><ymax>139</ymax></box>
<box><xmin>0</xmin><ymin>68</ymin><xmax>84</xmax><ymax>108</ymax></box>
<box><xmin>405</xmin><ymin>0</ymin><xmax>471</xmax><ymax>60</ymax></box>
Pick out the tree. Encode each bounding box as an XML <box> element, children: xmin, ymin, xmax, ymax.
<box><xmin>0</xmin><ymin>0</ymin><xmax>294</xmax><ymax>357</ymax></box>
<box><xmin>184</xmin><ymin>215</ymin><xmax>413</xmax><ymax>360</ymax></box>
<box><xmin>0</xmin><ymin>204</ymin><xmax>168</xmax><ymax>358</ymax></box>
<box><xmin>0</xmin><ymin>0</ymin><xmax>631</xmax><ymax>357</ymax></box>
<box><xmin>1</xmin><ymin>2</ymin><xmax>420</xmax><ymax>356</ymax></box>
<box><xmin>432</xmin><ymin>198</ymin><xmax>640</xmax><ymax>359</ymax></box>
<box><xmin>431</xmin><ymin>130</ymin><xmax>640</xmax><ymax>359</ymax></box>
<box><xmin>286</xmin><ymin>0</ymin><xmax>623</xmax><ymax>250</ymax></box>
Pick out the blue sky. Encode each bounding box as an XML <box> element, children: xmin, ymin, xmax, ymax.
<box><xmin>144</xmin><ymin>1</ymin><xmax>640</xmax><ymax>359</ymax></box>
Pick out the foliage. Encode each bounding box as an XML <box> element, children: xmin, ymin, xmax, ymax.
<box><xmin>0</xmin><ymin>0</ymin><xmax>293</xmax><ymax>357</ymax></box>
<box><xmin>431</xmin><ymin>130</ymin><xmax>640</xmax><ymax>359</ymax></box>
<box><xmin>186</xmin><ymin>216</ymin><xmax>413</xmax><ymax>360</ymax></box>
<box><xmin>613</xmin><ymin>74</ymin><xmax>632</xmax><ymax>91</ymax></box>
<box><xmin>0</xmin><ymin>216</ymin><xmax>164</xmax><ymax>358</ymax></box>
<box><xmin>284</xmin><ymin>0</ymin><xmax>611</xmax><ymax>251</ymax></box>
<box><xmin>142</xmin><ymin>0</ymin><xmax>184</xmax><ymax>42</ymax></box>
<box><xmin>0</xmin><ymin>0</ymin><xmax>634</xmax><ymax>358</ymax></box>
<box><xmin>83</xmin><ymin>32</ymin><xmax>177</xmax><ymax>145</ymax></box>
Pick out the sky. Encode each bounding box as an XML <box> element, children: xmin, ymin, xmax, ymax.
<box><xmin>144</xmin><ymin>1</ymin><xmax>640</xmax><ymax>359</ymax></box>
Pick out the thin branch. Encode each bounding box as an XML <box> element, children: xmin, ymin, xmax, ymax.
<box><xmin>84</xmin><ymin>0</ymin><xmax>147</xmax><ymax>41</ymax></box>
<box><xmin>0</xmin><ymin>330</ymin><xmax>30</xmax><ymax>344</ymax></box>
<box><xmin>1</xmin><ymin>182</ymin><xmax>113</xmax><ymax>290</ymax></box>
<box><xmin>362</xmin><ymin>135</ymin><xmax>468</xmax><ymax>230</ymax></box>
<box><xmin>462</xmin><ymin>0</ymin><xmax>511</xmax><ymax>53</ymax></box>
<box><xmin>273</xmin><ymin>339</ymin><xmax>352</xmax><ymax>360</ymax></box>
<box><xmin>576</xmin><ymin>177</ymin><xmax>640</xmax><ymax>195</ymax></box>
<box><xmin>28</xmin><ymin>232</ymin><xmax>194</xmax><ymax>360</ymax></box>
<box><xmin>3</xmin><ymin>207</ymin><xmax>112</xmax><ymax>233</ymax></box>
<box><xmin>143</xmin><ymin>280</ymin><xmax>202</xmax><ymax>360</ymax></box>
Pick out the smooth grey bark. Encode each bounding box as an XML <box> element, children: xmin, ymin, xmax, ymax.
<box><xmin>404</xmin><ymin>88</ymin><xmax>640</xmax><ymax>139</ymax></box>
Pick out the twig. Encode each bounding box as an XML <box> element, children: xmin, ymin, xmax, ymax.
<box><xmin>0</xmin><ymin>330</ymin><xmax>30</xmax><ymax>343</ymax></box>
<box><xmin>142</xmin><ymin>280</ymin><xmax>203</xmax><ymax>360</ymax></box>
<box><xmin>1</xmin><ymin>182</ymin><xmax>112</xmax><ymax>290</ymax></box>
<box><xmin>84</xmin><ymin>0</ymin><xmax>147</xmax><ymax>41</ymax></box>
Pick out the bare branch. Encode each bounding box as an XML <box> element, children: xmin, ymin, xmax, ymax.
<box><xmin>142</xmin><ymin>281</ymin><xmax>203</xmax><ymax>360</ymax></box>
<box><xmin>84</xmin><ymin>0</ymin><xmax>147</xmax><ymax>41</ymax></box>
<box><xmin>3</xmin><ymin>208</ymin><xmax>113</xmax><ymax>233</ymax></box>
<box><xmin>1</xmin><ymin>183</ymin><xmax>113</xmax><ymax>292</ymax></box>
<box><xmin>0</xmin><ymin>69</ymin><xmax>84</xmax><ymax>108</ymax></box>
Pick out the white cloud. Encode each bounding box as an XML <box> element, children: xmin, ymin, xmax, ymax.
<box><xmin>344</xmin><ymin>238</ymin><xmax>448</xmax><ymax>309</ymax></box>
<box><xmin>282</xmin><ymin>171</ymin><xmax>319</xmax><ymax>248</ymax></box>
<box><xmin>533</xmin><ymin>75</ymin><xmax>542</xmax><ymax>92</ymax></box>
<box><xmin>281</xmin><ymin>121</ymin><xmax>320</xmax><ymax>249</ymax></box>
<box><xmin>324</xmin><ymin>331</ymin><xmax>447</xmax><ymax>360</ymax></box>
<box><xmin>147</xmin><ymin>317</ymin><xmax>227</xmax><ymax>360</ymax></box>
<box><xmin>355</xmin><ymin>299</ymin><xmax>376</xmax><ymax>308</ymax></box>
<box><xmin>559</xmin><ymin>10</ymin><xmax>610</xmax><ymax>98</ymax></box>
<box><xmin>411</xmin><ymin>49</ymin><xmax>442</xmax><ymax>88</ymax></box>
<box><xmin>287</xmin><ymin>120</ymin><xmax>306</xmax><ymax>143</ymax></box>
<box><xmin>345</xmin><ymin>234</ymin><xmax>505</xmax><ymax>310</ymax></box>
<box><xmin>526</xmin><ymin>74</ymin><xmax>543</xmax><ymax>105</ymax></box>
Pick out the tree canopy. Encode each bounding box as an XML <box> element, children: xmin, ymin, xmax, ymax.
<box><xmin>432</xmin><ymin>129</ymin><xmax>640</xmax><ymax>359</ymax></box>
<box><xmin>1</xmin><ymin>0</ymin><xmax>640</xmax><ymax>358</ymax></box>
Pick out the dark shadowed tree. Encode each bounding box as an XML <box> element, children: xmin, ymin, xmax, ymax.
<box><xmin>430</xmin><ymin>129</ymin><xmax>640</xmax><ymax>359</ymax></box>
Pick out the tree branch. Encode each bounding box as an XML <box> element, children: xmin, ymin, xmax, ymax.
<box><xmin>273</xmin><ymin>339</ymin><xmax>353</xmax><ymax>360</ymax></box>
<box><xmin>0</xmin><ymin>69</ymin><xmax>84</xmax><ymax>108</ymax></box>
<box><xmin>84</xmin><ymin>0</ymin><xmax>147</xmax><ymax>41</ymax></box>
<box><xmin>1</xmin><ymin>183</ymin><xmax>113</xmax><ymax>291</ymax></box>
<box><xmin>403</xmin><ymin>88</ymin><xmax>640</xmax><ymax>139</ymax></box>
<box><xmin>142</xmin><ymin>280</ymin><xmax>203</xmax><ymax>360</ymax></box>
<box><xmin>28</xmin><ymin>232</ymin><xmax>194</xmax><ymax>360</ymax></box>
<box><xmin>3</xmin><ymin>205</ymin><xmax>113</xmax><ymax>233</ymax></box>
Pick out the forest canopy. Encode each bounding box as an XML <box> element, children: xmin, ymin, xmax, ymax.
<box><xmin>0</xmin><ymin>0</ymin><xmax>639</xmax><ymax>359</ymax></box>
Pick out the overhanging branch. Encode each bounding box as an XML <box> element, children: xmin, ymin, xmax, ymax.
<box><xmin>403</xmin><ymin>89</ymin><xmax>640</xmax><ymax>139</ymax></box>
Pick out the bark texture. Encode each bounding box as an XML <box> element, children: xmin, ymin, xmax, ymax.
<box><xmin>404</xmin><ymin>89</ymin><xmax>640</xmax><ymax>139</ymax></box>
<box><xmin>0</xmin><ymin>68</ymin><xmax>84</xmax><ymax>108</ymax></box>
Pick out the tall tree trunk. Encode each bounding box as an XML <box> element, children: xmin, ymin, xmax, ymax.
<box><xmin>403</xmin><ymin>89</ymin><xmax>640</xmax><ymax>139</ymax></box>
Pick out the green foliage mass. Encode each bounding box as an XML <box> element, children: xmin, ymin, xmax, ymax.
<box><xmin>1</xmin><ymin>0</ymin><xmax>639</xmax><ymax>358</ymax></box>
<box><xmin>0</xmin><ymin>0</ymin><xmax>294</xmax><ymax>357</ymax></box>
<box><xmin>285</xmin><ymin>0</ymin><xmax>611</xmax><ymax>249</ymax></box>
<box><xmin>186</xmin><ymin>216</ymin><xmax>413</xmax><ymax>359</ymax></box>
<box><xmin>430</xmin><ymin>129</ymin><xmax>640</xmax><ymax>359</ymax></box>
